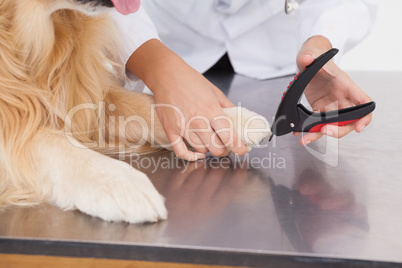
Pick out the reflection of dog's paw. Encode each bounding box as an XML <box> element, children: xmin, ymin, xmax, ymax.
<box><xmin>223</xmin><ymin>107</ymin><xmax>271</xmax><ymax>147</ymax></box>
<box><xmin>64</xmin><ymin>156</ymin><xmax>167</xmax><ymax>224</ymax></box>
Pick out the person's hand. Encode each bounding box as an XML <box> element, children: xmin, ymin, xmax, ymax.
<box><xmin>127</xmin><ymin>39</ymin><xmax>249</xmax><ymax>161</ymax></box>
<box><xmin>295</xmin><ymin>36</ymin><xmax>373</xmax><ymax>146</ymax></box>
<box><xmin>152</xmin><ymin>61</ymin><xmax>250</xmax><ymax>161</ymax></box>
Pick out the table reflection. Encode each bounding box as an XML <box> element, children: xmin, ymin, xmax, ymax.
<box><xmin>0</xmin><ymin>150</ymin><xmax>370</xmax><ymax>254</ymax></box>
<box><xmin>271</xmin><ymin>168</ymin><xmax>369</xmax><ymax>253</ymax></box>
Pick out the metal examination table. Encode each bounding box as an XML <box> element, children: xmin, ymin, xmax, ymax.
<box><xmin>0</xmin><ymin>72</ymin><xmax>401</xmax><ymax>267</ymax></box>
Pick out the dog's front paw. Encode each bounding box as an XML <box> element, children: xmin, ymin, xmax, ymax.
<box><xmin>223</xmin><ymin>107</ymin><xmax>271</xmax><ymax>148</ymax></box>
<box><xmin>81</xmin><ymin>160</ymin><xmax>167</xmax><ymax>223</ymax></box>
<box><xmin>53</xmin><ymin>154</ymin><xmax>167</xmax><ymax>224</ymax></box>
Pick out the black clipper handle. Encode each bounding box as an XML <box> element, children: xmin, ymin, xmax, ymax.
<box><xmin>295</xmin><ymin>101</ymin><xmax>376</xmax><ymax>132</ymax></box>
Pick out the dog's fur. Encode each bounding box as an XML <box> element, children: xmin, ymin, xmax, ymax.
<box><xmin>0</xmin><ymin>0</ymin><xmax>270</xmax><ymax>223</ymax></box>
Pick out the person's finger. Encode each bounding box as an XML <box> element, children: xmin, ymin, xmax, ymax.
<box><xmin>199</xmin><ymin>130</ymin><xmax>230</xmax><ymax>157</ymax></box>
<box><xmin>296</xmin><ymin>36</ymin><xmax>332</xmax><ymax>71</ymax></box>
<box><xmin>167</xmin><ymin>132</ymin><xmax>206</xmax><ymax>161</ymax></box>
<box><xmin>320</xmin><ymin>114</ymin><xmax>372</xmax><ymax>138</ymax></box>
<box><xmin>298</xmin><ymin>53</ymin><xmax>316</xmax><ymax>70</ymax></box>
<box><xmin>190</xmin><ymin>118</ymin><xmax>230</xmax><ymax>157</ymax></box>
<box><xmin>210</xmin><ymin>113</ymin><xmax>249</xmax><ymax>156</ymax></box>
<box><xmin>299</xmin><ymin>132</ymin><xmax>324</xmax><ymax>146</ymax></box>
<box><xmin>299</xmin><ymin>113</ymin><xmax>371</xmax><ymax>144</ymax></box>
<box><xmin>355</xmin><ymin>113</ymin><xmax>372</xmax><ymax>133</ymax></box>
<box><xmin>300</xmin><ymin>122</ymin><xmax>354</xmax><ymax>141</ymax></box>
<box><xmin>185</xmin><ymin>131</ymin><xmax>209</xmax><ymax>154</ymax></box>
<box><xmin>341</xmin><ymin>77</ymin><xmax>374</xmax><ymax>132</ymax></box>
<box><xmin>320</xmin><ymin>123</ymin><xmax>354</xmax><ymax>139</ymax></box>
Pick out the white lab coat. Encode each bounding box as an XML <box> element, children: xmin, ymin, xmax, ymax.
<box><xmin>111</xmin><ymin>0</ymin><xmax>378</xmax><ymax>80</ymax></box>
<box><xmin>108</xmin><ymin>6</ymin><xmax>159</xmax><ymax>91</ymax></box>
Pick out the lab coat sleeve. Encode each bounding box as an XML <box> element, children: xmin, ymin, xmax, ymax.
<box><xmin>109</xmin><ymin>6</ymin><xmax>160</xmax><ymax>66</ymax></box>
<box><xmin>297</xmin><ymin>0</ymin><xmax>378</xmax><ymax>60</ymax></box>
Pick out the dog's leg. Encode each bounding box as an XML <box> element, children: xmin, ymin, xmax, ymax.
<box><xmin>105</xmin><ymin>88</ymin><xmax>170</xmax><ymax>150</ymax></box>
<box><xmin>35</xmin><ymin>130</ymin><xmax>167</xmax><ymax>223</ymax></box>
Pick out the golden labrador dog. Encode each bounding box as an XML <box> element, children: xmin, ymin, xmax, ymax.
<box><xmin>0</xmin><ymin>0</ymin><xmax>270</xmax><ymax>223</ymax></box>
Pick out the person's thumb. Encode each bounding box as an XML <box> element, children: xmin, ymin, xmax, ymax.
<box><xmin>299</xmin><ymin>53</ymin><xmax>315</xmax><ymax>68</ymax></box>
<box><xmin>297</xmin><ymin>50</ymin><xmax>316</xmax><ymax>71</ymax></box>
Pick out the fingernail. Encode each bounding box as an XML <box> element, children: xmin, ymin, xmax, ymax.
<box><xmin>323</xmin><ymin>129</ymin><xmax>334</xmax><ymax>137</ymax></box>
<box><xmin>359</xmin><ymin>125</ymin><xmax>366</xmax><ymax>133</ymax></box>
<box><xmin>304</xmin><ymin>140</ymin><xmax>311</xmax><ymax>146</ymax></box>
